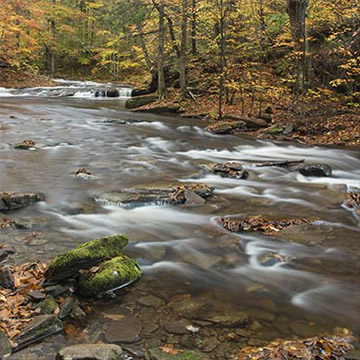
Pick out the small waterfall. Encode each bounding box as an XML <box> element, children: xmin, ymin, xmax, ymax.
<box><xmin>0</xmin><ymin>79</ymin><xmax>133</xmax><ymax>99</ymax></box>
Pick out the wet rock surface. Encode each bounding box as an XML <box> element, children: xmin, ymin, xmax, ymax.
<box><xmin>13</xmin><ymin>315</ymin><xmax>63</xmax><ymax>351</ymax></box>
<box><xmin>56</xmin><ymin>344</ymin><xmax>123</xmax><ymax>360</ymax></box>
<box><xmin>298</xmin><ymin>163</ymin><xmax>332</xmax><ymax>177</ymax></box>
<box><xmin>104</xmin><ymin>316</ymin><xmax>142</xmax><ymax>344</ymax></box>
<box><xmin>0</xmin><ymin>192</ymin><xmax>43</xmax><ymax>211</ymax></box>
<box><xmin>14</xmin><ymin>140</ymin><xmax>38</xmax><ymax>150</ymax></box>
<box><xmin>210</xmin><ymin>162</ymin><xmax>249</xmax><ymax>179</ymax></box>
<box><xmin>169</xmin><ymin>184</ymin><xmax>214</xmax><ymax>205</ymax></box>
<box><xmin>205</xmin><ymin>121</ymin><xmax>244</xmax><ymax>134</ymax></box>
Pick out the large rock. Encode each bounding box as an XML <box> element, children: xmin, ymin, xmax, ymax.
<box><xmin>56</xmin><ymin>344</ymin><xmax>123</xmax><ymax>360</ymax></box>
<box><xmin>77</xmin><ymin>255</ymin><xmax>142</xmax><ymax>297</ymax></box>
<box><xmin>96</xmin><ymin>189</ymin><xmax>171</xmax><ymax>208</ymax></box>
<box><xmin>45</xmin><ymin>235</ymin><xmax>129</xmax><ymax>282</ymax></box>
<box><xmin>125</xmin><ymin>95</ymin><xmax>157</xmax><ymax>109</ymax></box>
<box><xmin>13</xmin><ymin>315</ymin><xmax>63</xmax><ymax>351</ymax></box>
<box><xmin>298</xmin><ymin>164</ymin><xmax>332</xmax><ymax>177</ymax></box>
<box><xmin>0</xmin><ymin>266</ymin><xmax>14</xmax><ymax>288</ymax></box>
<box><xmin>0</xmin><ymin>192</ymin><xmax>43</xmax><ymax>211</ymax></box>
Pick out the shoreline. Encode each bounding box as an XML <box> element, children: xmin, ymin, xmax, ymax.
<box><xmin>1</xmin><ymin>72</ymin><xmax>359</xmax><ymax>150</ymax></box>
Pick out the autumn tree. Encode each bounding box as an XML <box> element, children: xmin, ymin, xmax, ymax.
<box><xmin>287</xmin><ymin>0</ymin><xmax>309</xmax><ymax>92</ymax></box>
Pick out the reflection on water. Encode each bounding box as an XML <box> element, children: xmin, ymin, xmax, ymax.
<box><xmin>0</xmin><ymin>93</ymin><xmax>360</xmax><ymax>340</ymax></box>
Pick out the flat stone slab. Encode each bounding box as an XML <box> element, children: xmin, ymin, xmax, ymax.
<box><xmin>105</xmin><ymin>316</ymin><xmax>142</xmax><ymax>344</ymax></box>
<box><xmin>56</xmin><ymin>344</ymin><xmax>123</xmax><ymax>360</ymax></box>
<box><xmin>137</xmin><ymin>295</ymin><xmax>165</xmax><ymax>308</ymax></box>
<box><xmin>164</xmin><ymin>319</ymin><xmax>192</xmax><ymax>335</ymax></box>
<box><xmin>13</xmin><ymin>315</ymin><xmax>63</xmax><ymax>351</ymax></box>
<box><xmin>200</xmin><ymin>311</ymin><xmax>249</xmax><ymax>327</ymax></box>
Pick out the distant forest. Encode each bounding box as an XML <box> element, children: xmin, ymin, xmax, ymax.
<box><xmin>1</xmin><ymin>0</ymin><xmax>359</xmax><ymax>108</ymax></box>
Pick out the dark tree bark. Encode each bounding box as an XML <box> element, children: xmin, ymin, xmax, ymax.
<box><xmin>137</xmin><ymin>23</ymin><xmax>153</xmax><ymax>72</ymax></box>
<box><xmin>287</xmin><ymin>0</ymin><xmax>309</xmax><ymax>92</ymax></box>
<box><xmin>191</xmin><ymin>0</ymin><xmax>197</xmax><ymax>56</ymax></box>
<box><xmin>50</xmin><ymin>0</ymin><xmax>56</xmax><ymax>77</ymax></box>
<box><xmin>180</xmin><ymin>0</ymin><xmax>188</xmax><ymax>99</ymax></box>
<box><xmin>164</xmin><ymin>13</ymin><xmax>181</xmax><ymax>58</ymax></box>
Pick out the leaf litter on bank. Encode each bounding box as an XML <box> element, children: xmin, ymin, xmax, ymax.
<box><xmin>0</xmin><ymin>262</ymin><xmax>48</xmax><ymax>345</ymax></box>
<box><xmin>236</xmin><ymin>330</ymin><xmax>355</xmax><ymax>360</ymax></box>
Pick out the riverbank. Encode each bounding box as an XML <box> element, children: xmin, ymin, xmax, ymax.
<box><xmin>132</xmin><ymin>88</ymin><xmax>360</xmax><ymax>149</ymax></box>
<box><xmin>1</xmin><ymin>69</ymin><xmax>359</xmax><ymax>148</ymax></box>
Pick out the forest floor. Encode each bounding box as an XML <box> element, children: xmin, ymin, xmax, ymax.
<box><xmin>135</xmin><ymin>88</ymin><xmax>360</xmax><ymax>149</ymax></box>
<box><xmin>0</xmin><ymin>68</ymin><xmax>55</xmax><ymax>88</ymax></box>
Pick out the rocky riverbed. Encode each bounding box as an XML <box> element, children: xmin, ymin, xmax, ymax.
<box><xmin>1</xmin><ymin>88</ymin><xmax>360</xmax><ymax>359</ymax></box>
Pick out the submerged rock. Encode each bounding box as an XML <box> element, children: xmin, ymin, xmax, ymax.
<box><xmin>56</xmin><ymin>344</ymin><xmax>123</xmax><ymax>360</ymax></box>
<box><xmin>13</xmin><ymin>315</ymin><xmax>63</xmax><ymax>351</ymax></box>
<box><xmin>105</xmin><ymin>316</ymin><xmax>142</xmax><ymax>344</ymax></box>
<box><xmin>145</xmin><ymin>348</ymin><xmax>207</xmax><ymax>360</ymax></box>
<box><xmin>200</xmin><ymin>311</ymin><xmax>249</xmax><ymax>327</ymax></box>
<box><xmin>164</xmin><ymin>319</ymin><xmax>192</xmax><ymax>335</ymax></box>
<box><xmin>0</xmin><ymin>192</ymin><xmax>43</xmax><ymax>211</ymax></box>
<box><xmin>137</xmin><ymin>295</ymin><xmax>165</xmax><ymax>308</ymax></box>
<box><xmin>45</xmin><ymin>235</ymin><xmax>129</xmax><ymax>282</ymax></box>
<box><xmin>298</xmin><ymin>163</ymin><xmax>332</xmax><ymax>177</ymax></box>
<box><xmin>77</xmin><ymin>255</ymin><xmax>142</xmax><ymax>297</ymax></box>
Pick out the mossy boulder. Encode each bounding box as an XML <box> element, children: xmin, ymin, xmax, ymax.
<box><xmin>78</xmin><ymin>255</ymin><xmax>142</xmax><ymax>297</ymax></box>
<box><xmin>45</xmin><ymin>235</ymin><xmax>129</xmax><ymax>282</ymax></box>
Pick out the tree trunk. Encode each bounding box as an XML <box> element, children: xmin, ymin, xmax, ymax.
<box><xmin>191</xmin><ymin>0</ymin><xmax>197</xmax><ymax>56</ymax></box>
<box><xmin>165</xmin><ymin>13</ymin><xmax>181</xmax><ymax>58</ymax></box>
<box><xmin>180</xmin><ymin>0</ymin><xmax>188</xmax><ymax>100</ymax></box>
<box><xmin>50</xmin><ymin>0</ymin><xmax>56</xmax><ymax>77</ymax></box>
<box><xmin>287</xmin><ymin>0</ymin><xmax>309</xmax><ymax>92</ymax></box>
<box><xmin>157</xmin><ymin>2</ymin><xmax>167</xmax><ymax>99</ymax></box>
<box><xmin>218</xmin><ymin>0</ymin><xmax>227</xmax><ymax>120</ymax></box>
<box><xmin>137</xmin><ymin>23</ymin><xmax>153</xmax><ymax>72</ymax></box>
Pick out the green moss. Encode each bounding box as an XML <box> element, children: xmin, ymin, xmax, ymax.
<box><xmin>78</xmin><ymin>255</ymin><xmax>142</xmax><ymax>297</ymax></box>
<box><xmin>46</xmin><ymin>235</ymin><xmax>129</xmax><ymax>281</ymax></box>
<box><xmin>39</xmin><ymin>295</ymin><xmax>57</xmax><ymax>314</ymax></box>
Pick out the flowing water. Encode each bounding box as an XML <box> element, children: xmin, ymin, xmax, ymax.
<box><xmin>0</xmin><ymin>81</ymin><xmax>359</xmax><ymax>355</ymax></box>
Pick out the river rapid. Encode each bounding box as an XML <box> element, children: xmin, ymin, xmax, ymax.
<box><xmin>1</xmin><ymin>81</ymin><xmax>359</xmax><ymax>358</ymax></box>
